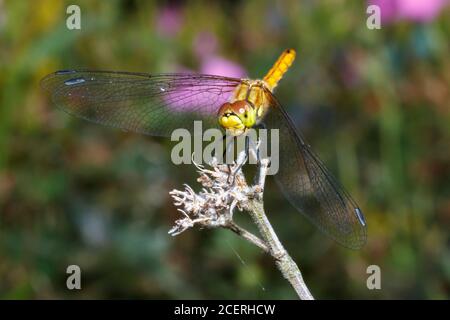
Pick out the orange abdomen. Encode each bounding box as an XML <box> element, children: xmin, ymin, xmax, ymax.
<box><xmin>263</xmin><ymin>49</ymin><xmax>296</xmax><ymax>91</ymax></box>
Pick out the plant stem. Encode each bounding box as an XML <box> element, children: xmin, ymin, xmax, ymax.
<box><xmin>226</xmin><ymin>221</ymin><xmax>269</xmax><ymax>253</ymax></box>
<box><xmin>247</xmin><ymin>199</ymin><xmax>314</xmax><ymax>300</ymax></box>
<box><xmin>170</xmin><ymin>148</ymin><xmax>314</xmax><ymax>299</ymax></box>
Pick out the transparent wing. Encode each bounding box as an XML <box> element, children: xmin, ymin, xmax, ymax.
<box><xmin>41</xmin><ymin>70</ymin><xmax>242</xmax><ymax>136</ymax></box>
<box><xmin>264</xmin><ymin>91</ymin><xmax>367</xmax><ymax>249</ymax></box>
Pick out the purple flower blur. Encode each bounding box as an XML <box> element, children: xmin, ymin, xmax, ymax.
<box><xmin>156</xmin><ymin>6</ymin><xmax>183</xmax><ymax>37</ymax></box>
<box><xmin>369</xmin><ymin>0</ymin><xmax>396</xmax><ymax>23</ymax></box>
<box><xmin>164</xmin><ymin>54</ymin><xmax>245</xmax><ymax>113</ymax></box>
<box><xmin>194</xmin><ymin>32</ymin><xmax>219</xmax><ymax>60</ymax></box>
<box><xmin>195</xmin><ymin>32</ymin><xmax>247</xmax><ymax>78</ymax></box>
<box><xmin>201</xmin><ymin>56</ymin><xmax>246</xmax><ymax>79</ymax></box>
<box><xmin>368</xmin><ymin>0</ymin><xmax>449</xmax><ymax>24</ymax></box>
<box><xmin>165</xmin><ymin>32</ymin><xmax>247</xmax><ymax>113</ymax></box>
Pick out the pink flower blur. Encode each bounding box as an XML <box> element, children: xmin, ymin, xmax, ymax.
<box><xmin>194</xmin><ymin>32</ymin><xmax>246</xmax><ymax>78</ymax></box>
<box><xmin>165</xmin><ymin>55</ymin><xmax>246</xmax><ymax>113</ymax></box>
<box><xmin>397</xmin><ymin>0</ymin><xmax>448</xmax><ymax>22</ymax></box>
<box><xmin>156</xmin><ymin>6</ymin><xmax>183</xmax><ymax>37</ymax></box>
<box><xmin>369</xmin><ymin>0</ymin><xmax>396</xmax><ymax>24</ymax></box>
<box><xmin>165</xmin><ymin>32</ymin><xmax>247</xmax><ymax>113</ymax></box>
<box><xmin>200</xmin><ymin>56</ymin><xmax>246</xmax><ymax>79</ymax></box>
<box><xmin>368</xmin><ymin>0</ymin><xmax>449</xmax><ymax>24</ymax></box>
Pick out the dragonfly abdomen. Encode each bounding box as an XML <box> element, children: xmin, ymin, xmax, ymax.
<box><xmin>263</xmin><ymin>49</ymin><xmax>296</xmax><ymax>91</ymax></box>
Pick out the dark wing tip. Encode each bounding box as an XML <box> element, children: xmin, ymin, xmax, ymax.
<box><xmin>355</xmin><ymin>208</ymin><xmax>366</xmax><ymax>227</ymax></box>
<box><xmin>346</xmin><ymin>208</ymin><xmax>368</xmax><ymax>250</ymax></box>
<box><xmin>333</xmin><ymin>207</ymin><xmax>367</xmax><ymax>250</ymax></box>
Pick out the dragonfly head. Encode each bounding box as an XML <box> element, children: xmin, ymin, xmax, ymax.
<box><xmin>218</xmin><ymin>100</ymin><xmax>256</xmax><ymax>136</ymax></box>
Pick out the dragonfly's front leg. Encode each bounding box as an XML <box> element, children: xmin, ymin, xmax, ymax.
<box><xmin>227</xmin><ymin>134</ymin><xmax>250</xmax><ymax>185</ymax></box>
<box><xmin>219</xmin><ymin>134</ymin><xmax>235</xmax><ymax>183</ymax></box>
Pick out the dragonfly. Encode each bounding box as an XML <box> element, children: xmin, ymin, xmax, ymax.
<box><xmin>41</xmin><ymin>49</ymin><xmax>367</xmax><ymax>249</ymax></box>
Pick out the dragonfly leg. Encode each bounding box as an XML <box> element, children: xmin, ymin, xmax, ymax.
<box><xmin>225</xmin><ymin>136</ymin><xmax>236</xmax><ymax>184</ymax></box>
<box><xmin>212</xmin><ymin>132</ymin><xmax>233</xmax><ymax>166</ymax></box>
<box><xmin>211</xmin><ymin>133</ymin><xmax>227</xmax><ymax>163</ymax></box>
<box><xmin>253</xmin><ymin>123</ymin><xmax>269</xmax><ymax>166</ymax></box>
<box><xmin>247</xmin><ymin>132</ymin><xmax>261</xmax><ymax>166</ymax></box>
<box><xmin>218</xmin><ymin>134</ymin><xmax>235</xmax><ymax>183</ymax></box>
<box><xmin>228</xmin><ymin>135</ymin><xmax>250</xmax><ymax>184</ymax></box>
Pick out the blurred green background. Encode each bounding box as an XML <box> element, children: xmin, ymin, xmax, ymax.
<box><xmin>0</xmin><ymin>0</ymin><xmax>449</xmax><ymax>299</ymax></box>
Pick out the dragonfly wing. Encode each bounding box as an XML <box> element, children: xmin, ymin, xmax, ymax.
<box><xmin>264</xmin><ymin>92</ymin><xmax>367</xmax><ymax>249</ymax></box>
<box><xmin>41</xmin><ymin>71</ymin><xmax>242</xmax><ymax>136</ymax></box>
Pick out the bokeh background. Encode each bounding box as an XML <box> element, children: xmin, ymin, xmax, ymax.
<box><xmin>0</xmin><ymin>0</ymin><xmax>449</xmax><ymax>299</ymax></box>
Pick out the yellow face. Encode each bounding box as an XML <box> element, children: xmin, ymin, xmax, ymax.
<box><xmin>218</xmin><ymin>100</ymin><xmax>257</xmax><ymax>136</ymax></box>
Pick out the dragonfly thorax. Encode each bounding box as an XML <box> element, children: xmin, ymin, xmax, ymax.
<box><xmin>218</xmin><ymin>79</ymin><xmax>271</xmax><ymax>136</ymax></box>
